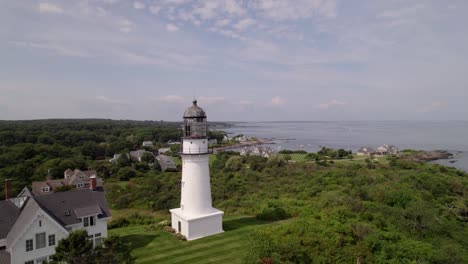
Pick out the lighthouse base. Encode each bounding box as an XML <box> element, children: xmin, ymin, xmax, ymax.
<box><xmin>169</xmin><ymin>208</ymin><xmax>224</xmax><ymax>241</ymax></box>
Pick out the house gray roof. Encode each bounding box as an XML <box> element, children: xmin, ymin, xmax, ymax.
<box><xmin>74</xmin><ymin>205</ymin><xmax>102</xmax><ymax>218</ymax></box>
<box><xmin>0</xmin><ymin>250</ymin><xmax>10</xmax><ymax>264</ymax></box>
<box><xmin>0</xmin><ymin>201</ymin><xmax>20</xmax><ymax>239</ymax></box>
<box><xmin>33</xmin><ymin>189</ymin><xmax>111</xmax><ymax>227</ymax></box>
<box><xmin>183</xmin><ymin>100</ymin><xmax>206</xmax><ymax>118</ymax></box>
<box><xmin>6</xmin><ymin>197</ymin><xmax>41</xmax><ymax>246</ymax></box>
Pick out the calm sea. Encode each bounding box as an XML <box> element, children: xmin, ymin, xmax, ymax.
<box><xmin>223</xmin><ymin>121</ymin><xmax>468</xmax><ymax>171</ymax></box>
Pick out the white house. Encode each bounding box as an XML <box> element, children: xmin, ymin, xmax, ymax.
<box><xmin>356</xmin><ymin>147</ymin><xmax>375</xmax><ymax>156</ymax></box>
<box><xmin>142</xmin><ymin>141</ymin><xmax>153</xmax><ymax>147</ymax></box>
<box><xmin>0</xmin><ymin>179</ymin><xmax>111</xmax><ymax>264</ymax></box>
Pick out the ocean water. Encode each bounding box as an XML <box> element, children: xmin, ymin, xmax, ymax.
<box><xmin>223</xmin><ymin>121</ymin><xmax>468</xmax><ymax>171</ymax></box>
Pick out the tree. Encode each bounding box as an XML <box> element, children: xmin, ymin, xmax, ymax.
<box><xmin>94</xmin><ymin>235</ymin><xmax>135</xmax><ymax>264</ymax></box>
<box><xmin>225</xmin><ymin>156</ymin><xmax>243</xmax><ymax>171</ymax></box>
<box><xmin>116</xmin><ymin>167</ymin><xmax>137</xmax><ymax>181</ymax></box>
<box><xmin>141</xmin><ymin>152</ymin><xmax>155</xmax><ymax>163</ymax></box>
<box><xmin>50</xmin><ymin>230</ymin><xmax>94</xmax><ymax>264</ymax></box>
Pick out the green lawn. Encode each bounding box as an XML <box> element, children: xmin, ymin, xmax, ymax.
<box><xmin>110</xmin><ymin>216</ymin><xmax>275</xmax><ymax>264</ymax></box>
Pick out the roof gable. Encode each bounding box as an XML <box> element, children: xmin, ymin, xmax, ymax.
<box><xmin>0</xmin><ymin>200</ymin><xmax>21</xmax><ymax>239</ymax></box>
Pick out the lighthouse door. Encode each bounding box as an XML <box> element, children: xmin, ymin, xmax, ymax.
<box><xmin>178</xmin><ymin>221</ymin><xmax>181</xmax><ymax>233</ymax></box>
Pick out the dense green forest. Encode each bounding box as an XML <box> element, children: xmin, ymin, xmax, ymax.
<box><xmin>0</xmin><ymin>119</ymin><xmax>184</xmax><ymax>194</ymax></box>
<box><xmin>1</xmin><ymin>120</ymin><xmax>467</xmax><ymax>263</ymax></box>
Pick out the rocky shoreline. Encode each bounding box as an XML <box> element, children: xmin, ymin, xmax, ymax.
<box><xmin>405</xmin><ymin>150</ymin><xmax>453</xmax><ymax>162</ymax></box>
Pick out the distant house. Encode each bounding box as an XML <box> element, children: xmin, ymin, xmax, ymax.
<box><xmin>156</xmin><ymin>155</ymin><xmax>177</xmax><ymax>172</ymax></box>
<box><xmin>167</xmin><ymin>140</ymin><xmax>181</xmax><ymax>145</ymax></box>
<box><xmin>0</xmin><ymin>180</ymin><xmax>111</xmax><ymax>264</ymax></box>
<box><xmin>142</xmin><ymin>141</ymin><xmax>154</xmax><ymax>147</ymax></box>
<box><xmin>241</xmin><ymin>146</ymin><xmax>275</xmax><ymax>158</ymax></box>
<box><xmin>129</xmin><ymin>150</ymin><xmax>150</xmax><ymax>162</ymax></box>
<box><xmin>31</xmin><ymin>169</ymin><xmax>103</xmax><ymax>196</ymax></box>
<box><xmin>374</xmin><ymin>144</ymin><xmax>400</xmax><ymax>156</ymax></box>
<box><xmin>357</xmin><ymin>147</ymin><xmax>375</xmax><ymax>156</ymax></box>
<box><xmin>236</xmin><ymin>136</ymin><xmax>248</xmax><ymax>143</ymax></box>
<box><xmin>357</xmin><ymin>145</ymin><xmax>400</xmax><ymax>156</ymax></box>
<box><xmin>109</xmin><ymin>154</ymin><xmax>121</xmax><ymax>163</ymax></box>
<box><xmin>158</xmin><ymin>148</ymin><xmax>171</xmax><ymax>155</ymax></box>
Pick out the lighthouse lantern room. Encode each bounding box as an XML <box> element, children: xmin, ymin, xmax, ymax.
<box><xmin>170</xmin><ymin>100</ymin><xmax>224</xmax><ymax>240</ymax></box>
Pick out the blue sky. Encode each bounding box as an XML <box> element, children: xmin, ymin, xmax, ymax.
<box><xmin>0</xmin><ymin>0</ymin><xmax>467</xmax><ymax>121</ymax></box>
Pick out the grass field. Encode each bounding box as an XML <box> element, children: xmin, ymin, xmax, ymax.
<box><xmin>110</xmin><ymin>216</ymin><xmax>276</xmax><ymax>264</ymax></box>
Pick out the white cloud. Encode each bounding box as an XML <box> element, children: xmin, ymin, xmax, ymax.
<box><xmin>38</xmin><ymin>3</ymin><xmax>63</xmax><ymax>14</ymax></box>
<box><xmin>166</xmin><ymin>23</ymin><xmax>179</xmax><ymax>32</ymax></box>
<box><xmin>215</xmin><ymin>19</ymin><xmax>231</xmax><ymax>27</ymax></box>
<box><xmin>9</xmin><ymin>41</ymin><xmax>88</xmax><ymax>57</ymax></box>
<box><xmin>156</xmin><ymin>95</ymin><xmax>185</xmax><ymax>104</ymax></box>
<box><xmin>239</xmin><ymin>100</ymin><xmax>253</xmax><ymax>105</ymax></box>
<box><xmin>95</xmin><ymin>96</ymin><xmax>128</xmax><ymax>104</ymax></box>
<box><xmin>271</xmin><ymin>96</ymin><xmax>285</xmax><ymax>106</ymax></box>
<box><xmin>377</xmin><ymin>4</ymin><xmax>425</xmax><ymax>19</ymax></box>
<box><xmin>133</xmin><ymin>2</ymin><xmax>145</xmax><ymax>10</ymax></box>
<box><xmin>253</xmin><ymin>0</ymin><xmax>337</xmax><ymax>20</ymax></box>
<box><xmin>234</xmin><ymin>18</ymin><xmax>256</xmax><ymax>31</ymax></box>
<box><xmin>198</xmin><ymin>96</ymin><xmax>226</xmax><ymax>104</ymax></box>
<box><xmin>149</xmin><ymin>5</ymin><xmax>162</xmax><ymax>14</ymax></box>
<box><xmin>315</xmin><ymin>99</ymin><xmax>345</xmax><ymax>110</ymax></box>
<box><xmin>119</xmin><ymin>19</ymin><xmax>133</xmax><ymax>33</ymax></box>
<box><xmin>418</xmin><ymin>101</ymin><xmax>442</xmax><ymax>113</ymax></box>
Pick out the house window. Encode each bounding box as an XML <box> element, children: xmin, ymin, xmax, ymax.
<box><xmin>36</xmin><ymin>232</ymin><xmax>46</xmax><ymax>249</ymax></box>
<box><xmin>41</xmin><ymin>187</ymin><xmax>49</xmax><ymax>192</ymax></box>
<box><xmin>83</xmin><ymin>216</ymin><xmax>95</xmax><ymax>227</ymax></box>
<box><xmin>48</xmin><ymin>234</ymin><xmax>55</xmax><ymax>246</ymax></box>
<box><xmin>39</xmin><ymin>220</ymin><xmax>42</xmax><ymax>227</ymax></box>
<box><xmin>94</xmin><ymin>233</ymin><xmax>102</xmax><ymax>246</ymax></box>
<box><xmin>26</xmin><ymin>239</ymin><xmax>33</xmax><ymax>252</ymax></box>
<box><xmin>76</xmin><ymin>183</ymin><xmax>84</xmax><ymax>188</ymax></box>
<box><xmin>25</xmin><ymin>261</ymin><xmax>34</xmax><ymax>264</ymax></box>
<box><xmin>36</xmin><ymin>257</ymin><xmax>48</xmax><ymax>264</ymax></box>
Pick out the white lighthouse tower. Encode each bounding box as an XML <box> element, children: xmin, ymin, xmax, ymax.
<box><xmin>170</xmin><ymin>100</ymin><xmax>224</xmax><ymax>240</ymax></box>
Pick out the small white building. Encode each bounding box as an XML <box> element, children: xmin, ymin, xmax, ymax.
<box><xmin>170</xmin><ymin>100</ymin><xmax>223</xmax><ymax>241</ymax></box>
<box><xmin>356</xmin><ymin>147</ymin><xmax>375</xmax><ymax>156</ymax></box>
<box><xmin>142</xmin><ymin>141</ymin><xmax>154</xmax><ymax>147</ymax></box>
<box><xmin>0</xmin><ymin>179</ymin><xmax>111</xmax><ymax>264</ymax></box>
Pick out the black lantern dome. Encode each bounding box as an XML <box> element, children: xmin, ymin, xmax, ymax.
<box><xmin>183</xmin><ymin>100</ymin><xmax>207</xmax><ymax>138</ymax></box>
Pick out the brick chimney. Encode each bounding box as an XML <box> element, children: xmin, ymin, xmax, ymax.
<box><xmin>5</xmin><ymin>179</ymin><xmax>11</xmax><ymax>200</ymax></box>
<box><xmin>90</xmin><ymin>176</ymin><xmax>97</xmax><ymax>191</ymax></box>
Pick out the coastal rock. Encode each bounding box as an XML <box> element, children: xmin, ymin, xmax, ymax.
<box><xmin>405</xmin><ymin>150</ymin><xmax>452</xmax><ymax>162</ymax></box>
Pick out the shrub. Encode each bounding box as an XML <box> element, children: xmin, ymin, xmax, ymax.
<box><xmin>108</xmin><ymin>218</ymin><xmax>130</xmax><ymax>229</ymax></box>
<box><xmin>256</xmin><ymin>206</ymin><xmax>291</xmax><ymax>221</ymax></box>
<box><xmin>174</xmin><ymin>233</ymin><xmax>187</xmax><ymax>241</ymax></box>
<box><xmin>158</xmin><ymin>220</ymin><xmax>171</xmax><ymax>228</ymax></box>
<box><xmin>163</xmin><ymin>226</ymin><xmax>176</xmax><ymax>233</ymax></box>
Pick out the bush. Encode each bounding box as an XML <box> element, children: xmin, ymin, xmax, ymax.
<box><xmin>174</xmin><ymin>233</ymin><xmax>187</xmax><ymax>241</ymax></box>
<box><xmin>163</xmin><ymin>226</ymin><xmax>176</xmax><ymax>233</ymax></box>
<box><xmin>108</xmin><ymin>218</ymin><xmax>130</xmax><ymax>229</ymax></box>
<box><xmin>256</xmin><ymin>206</ymin><xmax>291</xmax><ymax>221</ymax></box>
